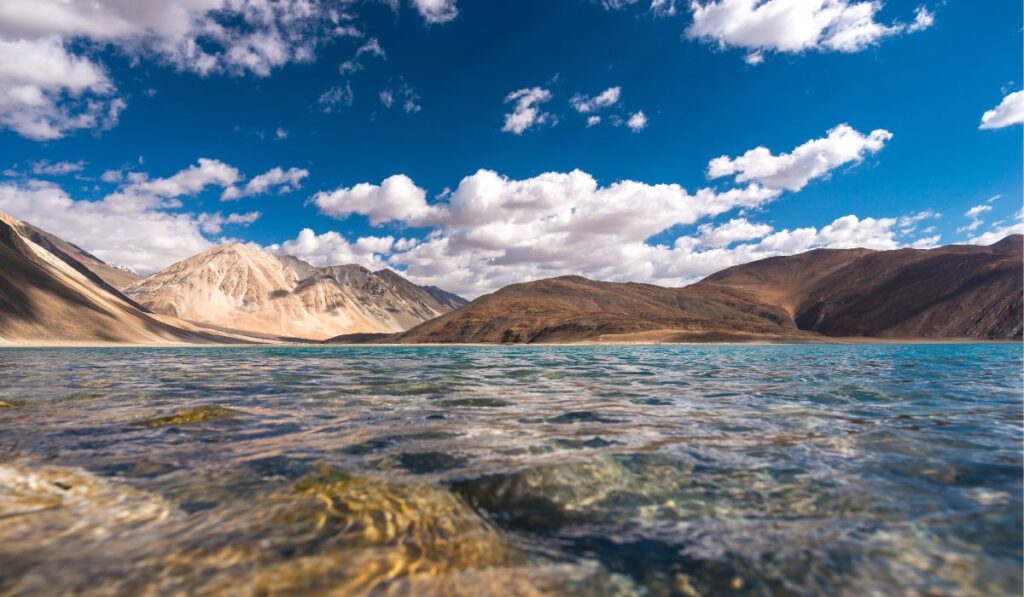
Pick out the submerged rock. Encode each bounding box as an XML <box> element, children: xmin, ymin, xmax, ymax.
<box><xmin>134</xmin><ymin>405</ymin><xmax>237</xmax><ymax>428</ymax></box>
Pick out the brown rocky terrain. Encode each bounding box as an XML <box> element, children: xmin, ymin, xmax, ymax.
<box><xmin>700</xmin><ymin>236</ymin><xmax>1023</xmax><ymax>339</ymax></box>
<box><xmin>334</xmin><ymin>237</ymin><xmax>1023</xmax><ymax>344</ymax></box>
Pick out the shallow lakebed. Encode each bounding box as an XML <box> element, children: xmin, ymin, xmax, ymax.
<box><xmin>0</xmin><ymin>344</ymin><xmax>1020</xmax><ymax>595</ymax></box>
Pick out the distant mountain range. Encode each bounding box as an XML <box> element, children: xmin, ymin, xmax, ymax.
<box><xmin>0</xmin><ymin>211</ymin><xmax>1020</xmax><ymax>344</ymax></box>
<box><xmin>123</xmin><ymin>243</ymin><xmax>466</xmax><ymax>340</ymax></box>
<box><xmin>0</xmin><ymin>212</ymin><xmax>465</xmax><ymax>344</ymax></box>
<box><xmin>336</xmin><ymin>235</ymin><xmax>1023</xmax><ymax>344</ymax></box>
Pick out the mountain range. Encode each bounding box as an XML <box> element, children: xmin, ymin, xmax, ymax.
<box><xmin>0</xmin><ymin>212</ymin><xmax>465</xmax><ymax>344</ymax></box>
<box><xmin>0</xmin><ymin>211</ymin><xmax>1020</xmax><ymax>345</ymax></box>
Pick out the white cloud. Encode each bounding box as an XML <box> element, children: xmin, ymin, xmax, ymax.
<box><xmin>319</xmin><ymin>83</ymin><xmax>354</xmax><ymax>112</ymax></box>
<box><xmin>275</xmin><ymin>127</ymin><xmax>288</xmax><ymax>140</ymax></box>
<box><xmin>570</xmin><ymin>86</ymin><xmax>621</xmax><ymax>113</ymax></box>
<box><xmin>221</xmin><ymin>166</ymin><xmax>309</xmax><ymax>200</ymax></box>
<box><xmin>0</xmin><ymin>158</ymin><xmax>308</xmax><ymax>272</ymax></box>
<box><xmin>340</xmin><ymin>37</ymin><xmax>385</xmax><ymax>73</ymax></box>
<box><xmin>124</xmin><ymin>158</ymin><xmax>240</xmax><ymax>201</ymax></box>
<box><xmin>100</xmin><ymin>169</ymin><xmax>124</xmax><ymax>183</ymax></box>
<box><xmin>411</xmin><ymin>0</ymin><xmax>459</xmax><ymax>24</ymax></box>
<box><xmin>587</xmin><ymin>115</ymin><xmax>602</xmax><ymax>127</ymax></box>
<box><xmin>0</xmin><ymin>37</ymin><xmax>123</xmax><ymax>140</ymax></box>
<box><xmin>969</xmin><ymin>209</ymin><xmax>1024</xmax><ymax>246</ymax></box>
<box><xmin>897</xmin><ymin>209</ymin><xmax>939</xmax><ymax>234</ymax></box>
<box><xmin>911</xmin><ymin>234</ymin><xmax>940</xmax><ymax>249</ymax></box>
<box><xmin>502</xmin><ymin>87</ymin><xmax>553</xmax><ymax>134</ymax></box>
<box><xmin>378</xmin><ymin>168</ymin><xmax>780</xmax><ymax>296</ymax></box>
<box><xmin>198</xmin><ymin>210</ymin><xmax>261</xmax><ymax>234</ymax></box>
<box><xmin>30</xmin><ymin>160</ymin><xmax>86</xmax><ymax>176</ymax></box>
<box><xmin>316</xmin><ymin>120</ymin><xmax>899</xmax><ymax>297</ymax></box>
<box><xmin>907</xmin><ymin>6</ymin><xmax>934</xmax><ymax>33</ymax></box>
<box><xmin>696</xmin><ymin>217</ymin><xmax>773</xmax><ymax>247</ymax></box>
<box><xmin>979</xmin><ymin>90</ymin><xmax>1024</xmax><ymax>130</ymax></box>
<box><xmin>266</xmin><ymin>228</ymin><xmax>392</xmax><ymax>269</ymax></box>
<box><xmin>0</xmin><ymin>178</ymin><xmax>213</xmax><ymax>273</ymax></box>
<box><xmin>686</xmin><ymin>0</ymin><xmax>933</xmax><ymax>63</ymax></box>
<box><xmin>312</xmin><ymin>174</ymin><xmax>443</xmax><ymax>226</ymax></box>
<box><xmin>379</xmin><ymin>89</ymin><xmax>394</xmax><ymax>108</ymax></box>
<box><xmin>625</xmin><ymin>110</ymin><xmax>648</xmax><ymax>132</ymax></box>
<box><xmin>0</xmin><ymin>0</ymin><xmax>446</xmax><ymax>139</ymax></box>
<box><xmin>965</xmin><ymin>204</ymin><xmax>991</xmax><ymax>219</ymax></box>
<box><xmin>959</xmin><ymin>204</ymin><xmax>991</xmax><ymax>234</ymax></box>
<box><xmin>707</xmin><ymin>124</ymin><xmax>891</xmax><ymax>192</ymax></box>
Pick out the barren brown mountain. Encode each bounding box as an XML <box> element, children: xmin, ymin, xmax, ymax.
<box><xmin>124</xmin><ymin>244</ymin><xmax>467</xmax><ymax>340</ymax></box>
<box><xmin>336</xmin><ymin>237</ymin><xmax>1023</xmax><ymax>344</ymax></box>
<box><xmin>0</xmin><ymin>213</ymin><xmax>266</xmax><ymax>344</ymax></box>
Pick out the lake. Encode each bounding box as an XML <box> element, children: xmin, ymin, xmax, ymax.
<box><xmin>0</xmin><ymin>345</ymin><xmax>1020</xmax><ymax>595</ymax></box>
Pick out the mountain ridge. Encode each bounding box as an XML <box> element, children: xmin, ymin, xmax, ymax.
<box><xmin>331</xmin><ymin>236</ymin><xmax>1023</xmax><ymax>344</ymax></box>
<box><xmin>123</xmin><ymin>243</ymin><xmax>468</xmax><ymax>340</ymax></box>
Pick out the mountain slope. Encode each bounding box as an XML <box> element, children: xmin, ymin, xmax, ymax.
<box><xmin>16</xmin><ymin>221</ymin><xmax>142</xmax><ymax>290</ymax></box>
<box><xmin>0</xmin><ymin>213</ymin><xmax>260</xmax><ymax>344</ymax></box>
<box><xmin>339</xmin><ymin>237</ymin><xmax>1023</xmax><ymax>344</ymax></box>
<box><xmin>359</xmin><ymin>275</ymin><xmax>800</xmax><ymax>344</ymax></box>
<box><xmin>699</xmin><ymin>236</ymin><xmax>1023</xmax><ymax>339</ymax></box>
<box><xmin>124</xmin><ymin>245</ymin><xmax>466</xmax><ymax>340</ymax></box>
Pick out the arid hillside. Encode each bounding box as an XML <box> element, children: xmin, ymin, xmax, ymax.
<box><xmin>333</xmin><ymin>237</ymin><xmax>1023</xmax><ymax>344</ymax></box>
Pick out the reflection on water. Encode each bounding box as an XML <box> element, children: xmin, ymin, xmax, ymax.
<box><xmin>0</xmin><ymin>345</ymin><xmax>1020</xmax><ymax>595</ymax></box>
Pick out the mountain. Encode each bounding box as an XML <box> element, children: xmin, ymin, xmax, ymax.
<box><xmin>124</xmin><ymin>244</ymin><xmax>467</xmax><ymax>340</ymax></box>
<box><xmin>700</xmin><ymin>236</ymin><xmax>1023</xmax><ymax>339</ymax></box>
<box><xmin>16</xmin><ymin>220</ymin><xmax>142</xmax><ymax>290</ymax></box>
<box><xmin>335</xmin><ymin>237</ymin><xmax>1023</xmax><ymax>344</ymax></box>
<box><xmin>0</xmin><ymin>212</ymin><xmax>263</xmax><ymax>344</ymax></box>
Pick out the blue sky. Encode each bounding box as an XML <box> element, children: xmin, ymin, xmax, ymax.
<box><xmin>0</xmin><ymin>0</ymin><xmax>1020</xmax><ymax>296</ymax></box>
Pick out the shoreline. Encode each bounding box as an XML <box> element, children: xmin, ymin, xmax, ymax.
<box><xmin>0</xmin><ymin>338</ymin><xmax>1019</xmax><ymax>348</ymax></box>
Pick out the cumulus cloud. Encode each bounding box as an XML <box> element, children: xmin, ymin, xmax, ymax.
<box><xmin>221</xmin><ymin>166</ymin><xmax>309</xmax><ymax>200</ymax></box>
<box><xmin>411</xmin><ymin>0</ymin><xmax>459</xmax><ymax>23</ymax></box>
<box><xmin>0</xmin><ymin>37</ymin><xmax>124</xmax><ymax>140</ymax></box>
<box><xmin>686</xmin><ymin>0</ymin><xmax>934</xmax><ymax>63</ymax></box>
<box><xmin>0</xmin><ymin>158</ymin><xmax>306</xmax><ymax>272</ymax></box>
<box><xmin>979</xmin><ymin>90</ymin><xmax>1024</xmax><ymax>130</ymax></box>
<box><xmin>625</xmin><ymin>110</ymin><xmax>648</xmax><ymax>132</ymax></box>
<box><xmin>707</xmin><ymin>124</ymin><xmax>891</xmax><ymax>192</ymax></box>
<box><xmin>502</xmin><ymin>87</ymin><xmax>553</xmax><ymax>134</ymax></box>
<box><xmin>696</xmin><ymin>217</ymin><xmax>773</xmax><ymax>247</ymax></box>
<box><xmin>570</xmin><ymin>86</ymin><xmax>621</xmax><ymax>113</ymax></box>
<box><xmin>0</xmin><ymin>0</ymin><xmax>443</xmax><ymax>139</ymax></box>
<box><xmin>363</xmin><ymin>168</ymin><xmax>778</xmax><ymax>296</ymax></box>
<box><xmin>266</xmin><ymin>228</ymin><xmax>394</xmax><ymax>269</ymax></box>
<box><xmin>0</xmin><ymin>179</ymin><xmax>213</xmax><ymax>273</ymax></box>
<box><xmin>312</xmin><ymin>174</ymin><xmax>443</xmax><ymax>226</ymax></box>
<box><xmin>303</xmin><ymin>123</ymin><xmax>908</xmax><ymax>297</ymax></box>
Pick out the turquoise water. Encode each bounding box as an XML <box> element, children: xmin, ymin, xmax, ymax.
<box><xmin>0</xmin><ymin>345</ymin><xmax>1021</xmax><ymax>595</ymax></box>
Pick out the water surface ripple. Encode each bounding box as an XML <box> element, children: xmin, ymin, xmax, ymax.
<box><xmin>0</xmin><ymin>345</ymin><xmax>1020</xmax><ymax>595</ymax></box>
